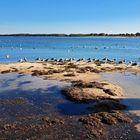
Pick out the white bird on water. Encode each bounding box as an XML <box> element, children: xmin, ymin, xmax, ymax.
<box><xmin>6</xmin><ymin>55</ymin><xmax>10</xmax><ymax>58</ymax></box>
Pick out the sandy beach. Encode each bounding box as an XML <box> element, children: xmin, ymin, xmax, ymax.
<box><xmin>0</xmin><ymin>60</ymin><xmax>140</xmax><ymax>139</ymax></box>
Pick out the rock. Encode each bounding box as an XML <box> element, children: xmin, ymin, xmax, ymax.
<box><xmin>79</xmin><ymin>110</ymin><xmax>132</xmax><ymax>137</ymax></box>
<box><xmin>64</xmin><ymin>72</ymin><xmax>76</xmax><ymax>77</ymax></box>
<box><xmin>103</xmin><ymin>89</ymin><xmax>117</xmax><ymax>96</ymax></box>
<box><xmin>66</xmin><ymin>63</ymin><xmax>78</xmax><ymax>69</ymax></box>
<box><xmin>1</xmin><ymin>70</ymin><xmax>11</xmax><ymax>74</ymax></box>
<box><xmin>42</xmin><ymin>117</ymin><xmax>64</xmax><ymax>125</ymax></box>
<box><xmin>72</xmin><ymin>81</ymin><xmax>104</xmax><ymax>89</ymax></box>
<box><xmin>78</xmin><ymin>66</ymin><xmax>101</xmax><ymax>73</ymax></box>
<box><xmin>94</xmin><ymin>60</ymin><xmax>102</xmax><ymax>66</ymax></box>
<box><xmin>62</xmin><ymin>87</ymin><xmax>94</xmax><ymax>103</ymax></box>
<box><xmin>93</xmin><ymin>100</ymin><xmax>127</xmax><ymax>111</ymax></box>
<box><xmin>79</xmin><ymin>115</ymin><xmax>106</xmax><ymax>138</ymax></box>
<box><xmin>62</xmin><ymin>86</ymin><xmax>111</xmax><ymax>103</ymax></box>
<box><xmin>32</xmin><ymin>70</ymin><xmax>48</xmax><ymax>76</ymax></box>
<box><xmin>0</xmin><ymin>97</ymin><xmax>27</xmax><ymax>105</ymax></box>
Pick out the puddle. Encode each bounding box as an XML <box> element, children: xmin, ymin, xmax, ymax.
<box><xmin>101</xmin><ymin>72</ymin><xmax>140</xmax><ymax>132</ymax></box>
<box><xmin>0</xmin><ymin>73</ymin><xmax>95</xmax><ymax>119</ymax></box>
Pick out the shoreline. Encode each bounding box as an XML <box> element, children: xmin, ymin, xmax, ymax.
<box><xmin>0</xmin><ymin>60</ymin><xmax>140</xmax><ymax>78</ymax></box>
<box><xmin>100</xmin><ymin>72</ymin><xmax>140</xmax><ymax>133</ymax></box>
<box><xmin>0</xmin><ymin>60</ymin><xmax>140</xmax><ymax>107</ymax></box>
<box><xmin>0</xmin><ymin>34</ymin><xmax>140</xmax><ymax>38</ymax></box>
<box><xmin>0</xmin><ymin>60</ymin><xmax>140</xmax><ymax>139</ymax></box>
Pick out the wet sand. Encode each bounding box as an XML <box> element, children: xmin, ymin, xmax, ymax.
<box><xmin>101</xmin><ymin>72</ymin><xmax>140</xmax><ymax>133</ymax></box>
<box><xmin>0</xmin><ymin>60</ymin><xmax>140</xmax><ymax>139</ymax></box>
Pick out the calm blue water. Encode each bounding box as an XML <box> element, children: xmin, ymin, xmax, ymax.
<box><xmin>0</xmin><ymin>36</ymin><xmax>140</xmax><ymax>63</ymax></box>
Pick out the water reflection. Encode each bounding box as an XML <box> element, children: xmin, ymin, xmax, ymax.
<box><xmin>101</xmin><ymin>72</ymin><xmax>140</xmax><ymax>131</ymax></box>
<box><xmin>0</xmin><ymin>73</ymin><xmax>95</xmax><ymax>120</ymax></box>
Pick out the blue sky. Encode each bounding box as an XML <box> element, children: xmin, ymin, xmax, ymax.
<box><xmin>0</xmin><ymin>0</ymin><xmax>140</xmax><ymax>34</ymax></box>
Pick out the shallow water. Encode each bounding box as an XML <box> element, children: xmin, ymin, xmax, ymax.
<box><xmin>0</xmin><ymin>73</ymin><xmax>140</xmax><ymax>139</ymax></box>
<box><xmin>101</xmin><ymin>72</ymin><xmax>140</xmax><ymax>132</ymax></box>
<box><xmin>0</xmin><ymin>36</ymin><xmax>140</xmax><ymax>63</ymax></box>
<box><xmin>0</xmin><ymin>73</ymin><xmax>95</xmax><ymax>119</ymax></box>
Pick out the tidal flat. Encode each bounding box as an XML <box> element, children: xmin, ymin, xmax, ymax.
<box><xmin>0</xmin><ymin>60</ymin><xmax>140</xmax><ymax>139</ymax></box>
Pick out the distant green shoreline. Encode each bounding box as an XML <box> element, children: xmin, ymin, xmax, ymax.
<box><xmin>0</xmin><ymin>33</ymin><xmax>140</xmax><ymax>37</ymax></box>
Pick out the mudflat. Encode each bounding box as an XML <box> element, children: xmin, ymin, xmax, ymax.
<box><xmin>0</xmin><ymin>60</ymin><xmax>140</xmax><ymax>139</ymax></box>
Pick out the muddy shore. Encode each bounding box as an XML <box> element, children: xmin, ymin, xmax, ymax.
<box><xmin>0</xmin><ymin>60</ymin><xmax>140</xmax><ymax>139</ymax></box>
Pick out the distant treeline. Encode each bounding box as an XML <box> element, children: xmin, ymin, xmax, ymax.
<box><xmin>0</xmin><ymin>33</ymin><xmax>140</xmax><ymax>37</ymax></box>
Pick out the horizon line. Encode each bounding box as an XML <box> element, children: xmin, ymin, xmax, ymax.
<box><xmin>0</xmin><ymin>32</ymin><xmax>140</xmax><ymax>37</ymax></box>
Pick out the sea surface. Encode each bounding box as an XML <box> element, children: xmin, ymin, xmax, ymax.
<box><xmin>0</xmin><ymin>36</ymin><xmax>140</xmax><ymax>63</ymax></box>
